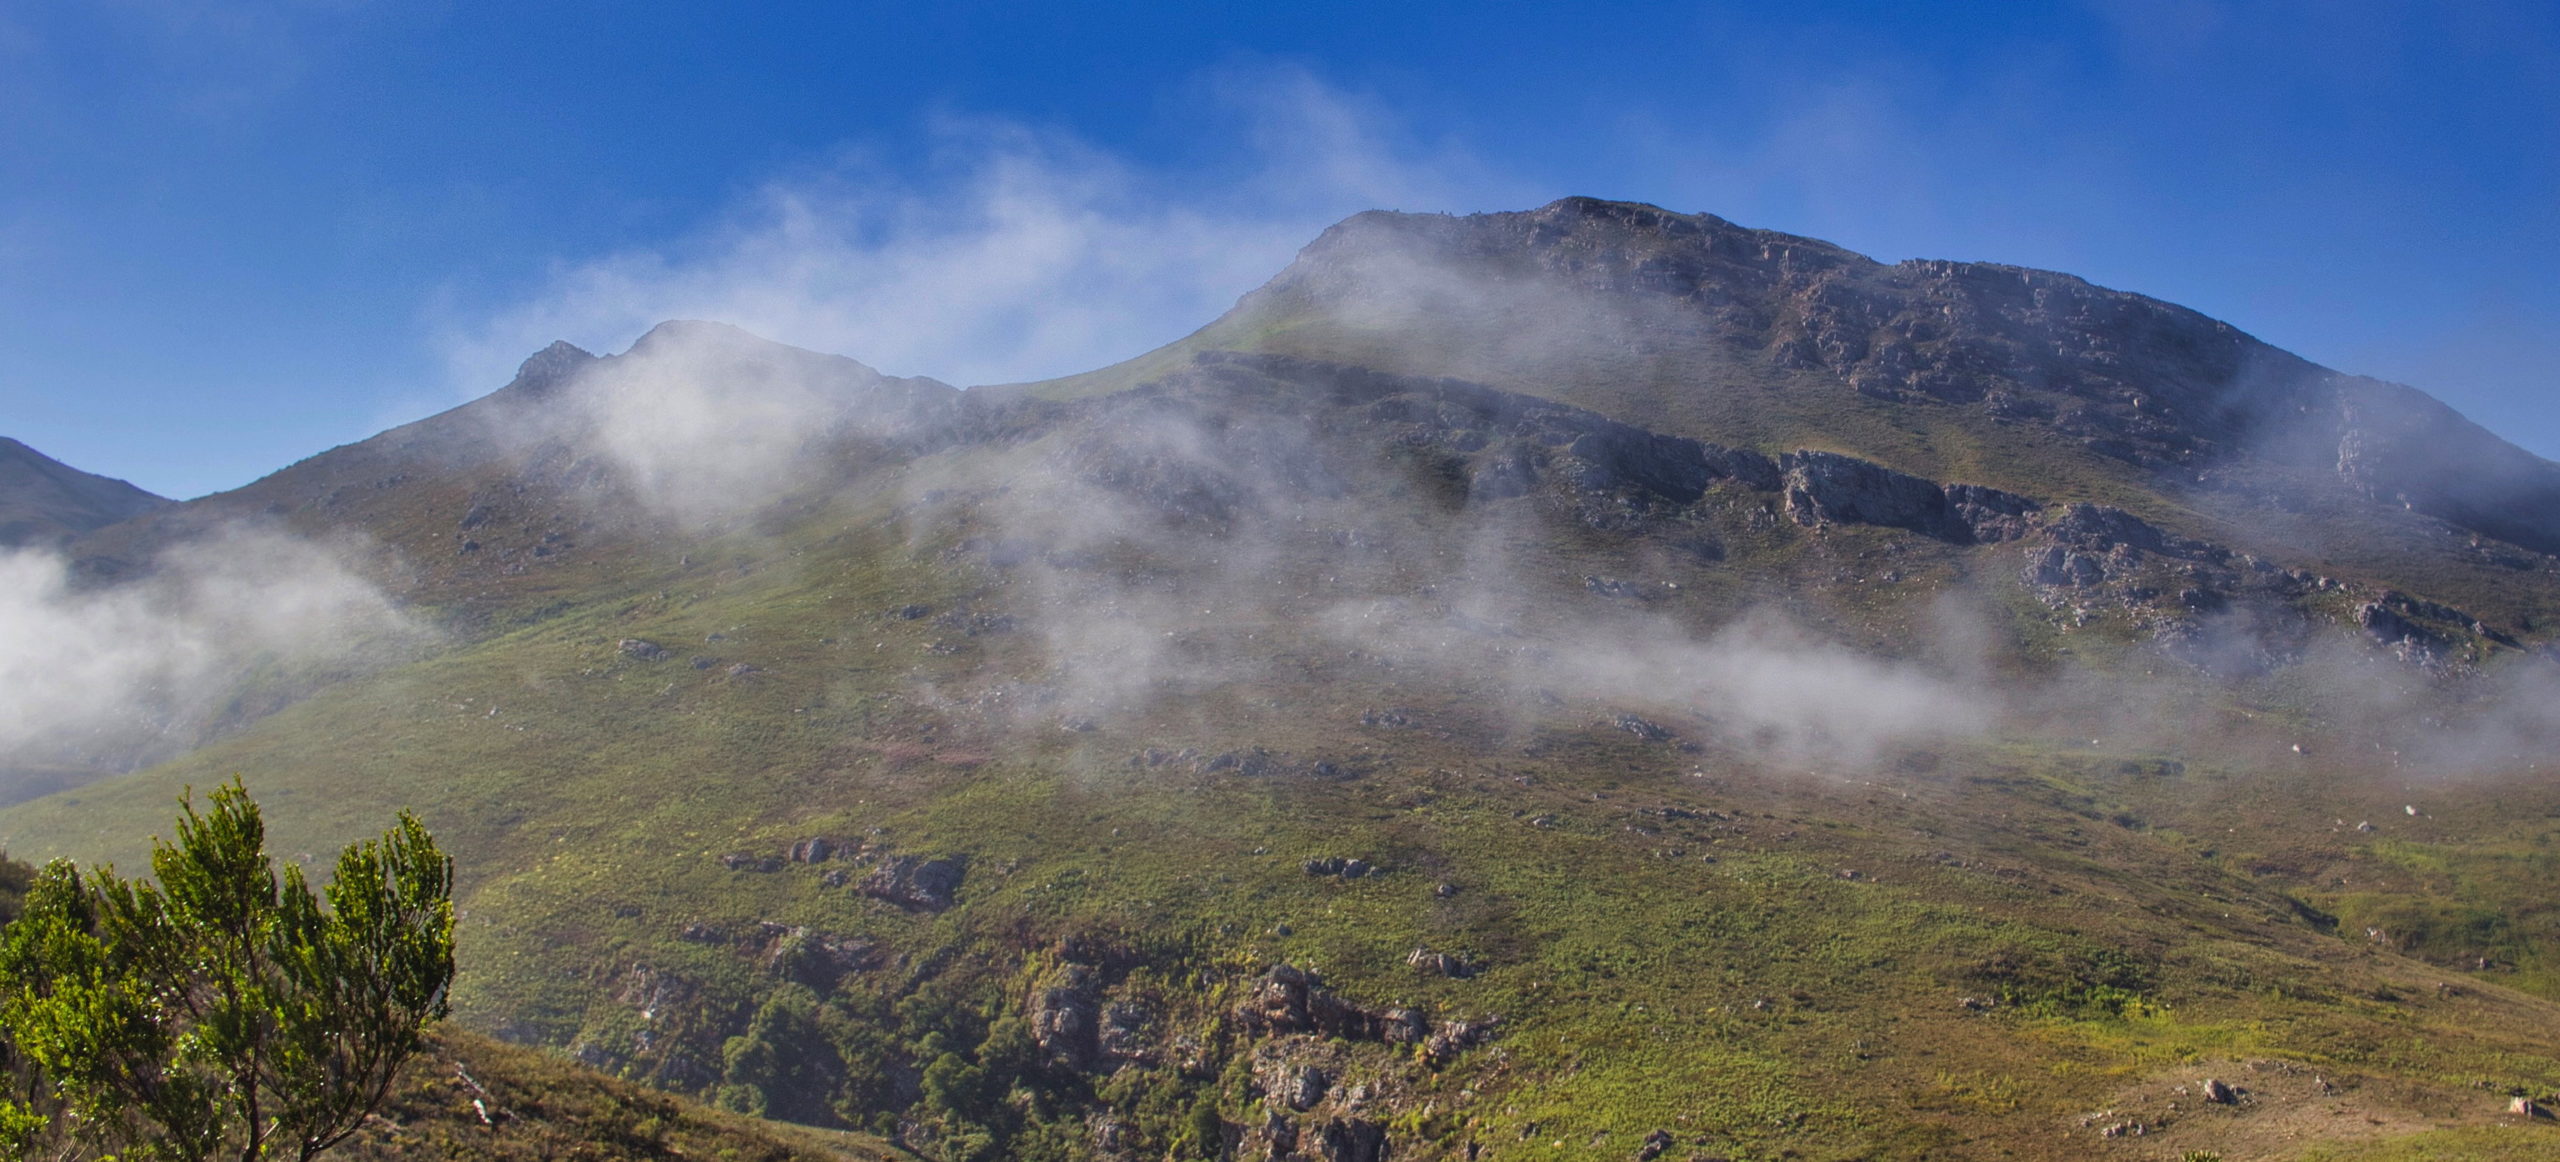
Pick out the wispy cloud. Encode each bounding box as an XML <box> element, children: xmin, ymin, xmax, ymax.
<box><xmin>441</xmin><ymin>67</ymin><xmax>1524</xmax><ymax>395</ymax></box>
<box><xmin>0</xmin><ymin>525</ymin><xmax>425</xmax><ymax>794</ymax></box>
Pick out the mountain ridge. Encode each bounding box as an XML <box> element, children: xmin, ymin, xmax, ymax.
<box><xmin>1250</xmin><ymin>198</ymin><xmax>2560</xmax><ymax>523</ymax></box>
<box><xmin>0</xmin><ymin>435</ymin><xmax>168</xmax><ymax>548</ymax></box>
<box><xmin>10</xmin><ymin>199</ymin><xmax>2560</xmax><ymax>1161</ymax></box>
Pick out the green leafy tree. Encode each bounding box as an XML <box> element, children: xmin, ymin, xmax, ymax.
<box><xmin>0</xmin><ymin>779</ymin><xmax>453</xmax><ymax>1161</ymax></box>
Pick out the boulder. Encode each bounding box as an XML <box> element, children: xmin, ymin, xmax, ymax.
<box><xmin>1615</xmin><ymin>714</ymin><xmax>1675</xmax><ymax>742</ymax></box>
<box><xmin>1425</xmin><ymin>1018</ymin><xmax>1498</xmax><ymax>1066</ymax></box>
<box><xmin>859</xmin><ymin>855</ymin><xmax>966</xmax><ymax>912</ymax></box>
<box><xmin>618</xmin><ymin>638</ymin><xmax>670</xmax><ymax>662</ymax></box>
<box><xmin>1406</xmin><ymin>946</ymin><xmax>1477</xmax><ymax>978</ymax></box>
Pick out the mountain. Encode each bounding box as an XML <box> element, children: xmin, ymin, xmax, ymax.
<box><xmin>9</xmin><ymin>200</ymin><xmax>2560</xmax><ymax>1161</ymax></box>
<box><xmin>0</xmin><ymin>436</ymin><xmax>166</xmax><ymax>548</ymax></box>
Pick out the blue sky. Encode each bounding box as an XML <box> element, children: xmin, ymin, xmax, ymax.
<box><xmin>1</xmin><ymin>1</ymin><xmax>2552</xmax><ymax>499</ymax></box>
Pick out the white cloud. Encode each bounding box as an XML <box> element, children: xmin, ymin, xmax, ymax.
<box><xmin>440</xmin><ymin>67</ymin><xmax>1525</xmax><ymax>396</ymax></box>
<box><xmin>0</xmin><ymin>527</ymin><xmax>424</xmax><ymax>786</ymax></box>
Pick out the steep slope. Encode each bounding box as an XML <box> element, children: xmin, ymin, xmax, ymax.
<box><xmin>1044</xmin><ymin>197</ymin><xmax>2560</xmax><ymax>629</ymax></box>
<box><xmin>8</xmin><ymin>203</ymin><xmax>2560</xmax><ymax>1161</ymax></box>
<box><xmin>0</xmin><ymin>436</ymin><xmax>166</xmax><ymax>548</ymax></box>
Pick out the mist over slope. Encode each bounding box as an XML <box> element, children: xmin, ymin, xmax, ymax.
<box><xmin>10</xmin><ymin>199</ymin><xmax>2560</xmax><ymax>1161</ymax></box>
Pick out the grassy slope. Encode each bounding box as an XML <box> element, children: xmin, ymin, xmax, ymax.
<box><xmin>9</xmin><ymin>449</ymin><xmax>2560</xmax><ymax>1159</ymax></box>
<box><xmin>347</xmin><ymin>1027</ymin><xmax>910</xmax><ymax>1161</ymax></box>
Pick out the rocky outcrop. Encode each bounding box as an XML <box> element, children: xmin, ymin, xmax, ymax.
<box><xmin>1030</xmin><ymin>964</ymin><xmax>1104</xmax><ymax>1070</ymax></box>
<box><xmin>1304</xmin><ymin>856</ymin><xmax>1379</xmax><ymax>880</ymax></box>
<box><xmin>1944</xmin><ymin>483</ymin><xmax>2041</xmax><ymax>542</ymax></box>
<box><xmin>787</xmin><ymin>836</ymin><xmax>844</xmax><ymax>863</ymax></box>
<box><xmin>1240</xmin><ymin>966</ymin><xmax>1426</xmax><ymax>1045</ymax></box>
<box><xmin>1783</xmin><ymin>451</ymin><xmax>1966</xmax><ymax>539</ymax></box>
<box><xmin>758</xmin><ymin>925</ymin><xmax>873</xmax><ymax>992</ymax></box>
<box><xmin>1614</xmin><ymin>714</ymin><xmax>1675</xmax><ymax>743</ymax></box>
<box><xmin>2358</xmin><ymin>600</ymin><xmax>2450</xmax><ymax>658</ymax></box>
<box><xmin>1316</xmin><ymin>1118</ymin><xmax>1388</xmax><ymax>1162</ymax></box>
<box><xmin>1782</xmin><ymin>451</ymin><xmax>2041</xmax><ymax>544</ymax></box>
<box><xmin>1237</xmin><ymin>965</ymin><xmax>1493</xmax><ymax>1068</ymax></box>
<box><xmin>859</xmin><ymin>855</ymin><xmax>966</xmax><ymax>912</ymax></box>
<box><xmin>1406</xmin><ymin>946</ymin><xmax>1477</xmax><ymax>979</ymax></box>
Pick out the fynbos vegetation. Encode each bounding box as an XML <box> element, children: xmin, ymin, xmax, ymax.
<box><xmin>0</xmin><ymin>781</ymin><xmax>452</xmax><ymax>1161</ymax></box>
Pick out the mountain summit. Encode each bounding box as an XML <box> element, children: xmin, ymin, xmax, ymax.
<box><xmin>1220</xmin><ymin>197</ymin><xmax>2560</xmax><ymax>554</ymax></box>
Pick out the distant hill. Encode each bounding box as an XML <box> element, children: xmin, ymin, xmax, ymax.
<box><xmin>0</xmin><ymin>437</ymin><xmax>166</xmax><ymax>548</ymax></box>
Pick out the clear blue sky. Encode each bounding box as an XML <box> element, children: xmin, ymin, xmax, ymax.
<box><xmin>2</xmin><ymin>1</ymin><xmax>2553</xmax><ymax>499</ymax></box>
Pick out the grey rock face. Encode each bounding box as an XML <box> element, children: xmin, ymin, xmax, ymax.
<box><xmin>2358</xmin><ymin>601</ymin><xmax>2449</xmax><ymax>657</ymax></box>
<box><xmin>1783</xmin><ymin>450</ymin><xmax>1966</xmax><ymax>539</ymax></box>
<box><xmin>1316</xmin><ymin>1118</ymin><xmax>1387</xmax><ymax>1162</ymax></box>
<box><xmin>859</xmin><ymin>854</ymin><xmax>965</xmax><ymax>911</ymax></box>
<box><xmin>1284</xmin><ymin>1064</ymin><xmax>1330</xmax><ymax>1111</ymax></box>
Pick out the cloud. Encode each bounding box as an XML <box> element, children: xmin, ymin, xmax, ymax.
<box><xmin>440</xmin><ymin>67</ymin><xmax>1523</xmax><ymax>397</ymax></box>
<box><xmin>0</xmin><ymin>526</ymin><xmax>424</xmax><ymax>794</ymax></box>
<box><xmin>891</xmin><ymin>355</ymin><xmax>1997</xmax><ymax>774</ymax></box>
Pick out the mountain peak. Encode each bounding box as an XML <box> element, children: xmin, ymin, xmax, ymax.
<box><xmin>1222</xmin><ymin>198</ymin><xmax>2560</xmax><ymax>560</ymax></box>
<box><xmin>503</xmin><ymin>340</ymin><xmax>598</xmax><ymax>396</ymax></box>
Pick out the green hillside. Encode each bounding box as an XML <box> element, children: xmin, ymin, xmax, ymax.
<box><xmin>9</xmin><ymin>200</ymin><xmax>2560</xmax><ymax>1160</ymax></box>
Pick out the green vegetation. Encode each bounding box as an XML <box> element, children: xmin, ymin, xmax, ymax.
<box><xmin>0</xmin><ymin>781</ymin><xmax>453</xmax><ymax>1161</ymax></box>
<box><xmin>10</xmin><ymin>463</ymin><xmax>2560</xmax><ymax>1158</ymax></box>
<box><xmin>0</xmin><ymin>853</ymin><xmax>29</xmax><ymax>928</ymax></box>
<box><xmin>11</xmin><ymin>206</ymin><xmax>2560</xmax><ymax>1157</ymax></box>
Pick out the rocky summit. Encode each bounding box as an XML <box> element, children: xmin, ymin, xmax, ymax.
<box><xmin>8</xmin><ymin>199</ymin><xmax>2560</xmax><ymax>1161</ymax></box>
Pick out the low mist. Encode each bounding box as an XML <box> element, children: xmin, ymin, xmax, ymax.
<box><xmin>0</xmin><ymin>527</ymin><xmax>425</xmax><ymax>800</ymax></box>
